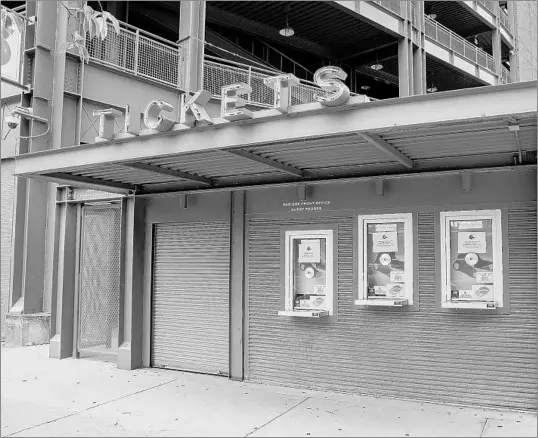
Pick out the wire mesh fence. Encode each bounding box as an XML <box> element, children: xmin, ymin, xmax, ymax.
<box><xmin>85</xmin><ymin>22</ymin><xmax>348</xmax><ymax>108</ymax></box>
<box><xmin>78</xmin><ymin>205</ymin><xmax>122</xmax><ymax>353</ymax></box>
<box><xmin>424</xmin><ymin>16</ymin><xmax>496</xmax><ymax>74</ymax></box>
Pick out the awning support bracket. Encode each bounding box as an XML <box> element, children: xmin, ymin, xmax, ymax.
<box><xmin>226</xmin><ymin>149</ymin><xmax>304</xmax><ymax>177</ymax></box>
<box><xmin>358</xmin><ymin>132</ymin><xmax>414</xmax><ymax>169</ymax></box>
<box><xmin>122</xmin><ymin>162</ymin><xmax>214</xmax><ymax>186</ymax></box>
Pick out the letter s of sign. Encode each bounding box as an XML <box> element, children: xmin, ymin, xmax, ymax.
<box><xmin>143</xmin><ymin>100</ymin><xmax>177</xmax><ymax>132</ymax></box>
<box><xmin>313</xmin><ymin>66</ymin><xmax>350</xmax><ymax>107</ymax></box>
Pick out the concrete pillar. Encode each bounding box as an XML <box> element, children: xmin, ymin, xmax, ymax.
<box><xmin>229</xmin><ymin>191</ymin><xmax>245</xmax><ymax>381</ymax></box>
<box><xmin>49</xmin><ymin>202</ymin><xmax>78</xmax><ymax>359</ymax></box>
<box><xmin>413</xmin><ymin>47</ymin><xmax>426</xmax><ymax>95</ymax></box>
<box><xmin>492</xmin><ymin>26</ymin><xmax>502</xmax><ymax>84</ymax></box>
<box><xmin>398</xmin><ymin>38</ymin><xmax>412</xmax><ymax>97</ymax></box>
<box><xmin>178</xmin><ymin>1</ymin><xmax>206</xmax><ymax>94</ymax></box>
<box><xmin>117</xmin><ymin>197</ymin><xmax>146</xmax><ymax>370</ymax></box>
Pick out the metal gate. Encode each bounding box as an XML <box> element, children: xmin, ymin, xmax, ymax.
<box><xmin>151</xmin><ymin>221</ymin><xmax>230</xmax><ymax>375</ymax></box>
<box><xmin>77</xmin><ymin>204</ymin><xmax>122</xmax><ymax>357</ymax></box>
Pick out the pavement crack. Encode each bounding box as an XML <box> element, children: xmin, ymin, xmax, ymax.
<box><xmin>480</xmin><ymin>418</ymin><xmax>489</xmax><ymax>437</ymax></box>
<box><xmin>4</xmin><ymin>378</ymin><xmax>179</xmax><ymax>437</ymax></box>
<box><xmin>244</xmin><ymin>397</ymin><xmax>310</xmax><ymax>437</ymax></box>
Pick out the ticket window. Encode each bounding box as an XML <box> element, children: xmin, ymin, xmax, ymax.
<box><xmin>356</xmin><ymin>213</ymin><xmax>414</xmax><ymax>307</ymax></box>
<box><xmin>279</xmin><ymin>230</ymin><xmax>334</xmax><ymax>318</ymax></box>
<box><xmin>440</xmin><ymin>210</ymin><xmax>503</xmax><ymax>309</ymax></box>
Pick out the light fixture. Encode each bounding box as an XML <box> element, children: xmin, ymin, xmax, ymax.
<box><xmin>427</xmin><ymin>72</ymin><xmax>437</xmax><ymax>93</ymax></box>
<box><xmin>370</xmin><ymin>52</ymin><xmax>383</xmax><ymax>71</ymax></box>
<box><xmin>360</xmin><ymin>85</ymin><xmax>370</xmax><ymax>91</ymax></box>
<box><xmin>473</xmin><ymin>36</ymin><xmax>479</xmax><ymax>45</ymax></box>
<box><xmin>427</xmin><ymin>13</ymin><xmax>437</xmax><ymax>20</ymax></box>
<box><xmin>279</xmin><ymin>4</ymin><xmax>294</xmax><ymax>37</ymax></box>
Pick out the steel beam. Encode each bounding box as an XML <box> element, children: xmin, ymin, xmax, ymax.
<box><xmin>122</xmin><ymin>162</ymin><xmax>214</xmax><ymax>186</ymax></box>
<box><xmin>227</xmin><ymin>149</ymin><xmax>304</xmax><ymax>177</ymax></box>
<box><xmin>205</xmin><ymin>6</ymin><xmax>335</xmax><ymax>58</ymax></box>
<box><xmin>13</xmin><ymin>82</ymin><xmax>537</xmax><ymax>176</ymax></box>
<box><xmin>43</xmin><ymin>173</ymin><xmax>136</xmax><ymax>192</ymax></box>
<box><xmin>358</xmin><ymin>132</ymin><xmax>414</xmax><ymax>169</ymax></box>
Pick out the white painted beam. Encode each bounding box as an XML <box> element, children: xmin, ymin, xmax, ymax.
<box><xmin>358</xmin><ymin>132</ymin><xmax>414</xmax><ymax>168</ymax></box>
<box><xmin>14</xmin><ymin>82</ymin><xmax>537</xmax><ymax>177</ymax></box>
<box><xmin>122</xmin><ymin>162</ymin><xmax>214</xmax><ymax>186</ymax></box>
<box><xmin>226</xmin><ymin>149</ymin><xmax>304</xmax><ymax>177</ymax></box>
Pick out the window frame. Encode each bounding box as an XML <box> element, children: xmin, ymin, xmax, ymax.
<box><xmin>440</xmin><ymin>209</ymin><xmax>503</xmax><ymax>309</ymax></box>
<box><xmin>356</xmin><ymin>213</ymin><xmax>414</xmax><ymax>307</ymax></box>
<box><xmin>279</xmin><ymin>229</ymin><xmax>334</xmax><ymax>318</ymax></box>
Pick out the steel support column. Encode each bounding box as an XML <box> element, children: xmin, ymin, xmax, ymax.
<box><xmin>7</xmin><ymin>1</ymin><xmax>62</xmax><ymax>346</ymax></box>
<box><xmin>229</xmin><ymin>190</ymin><xmax>245</xmax><ymax>381</ymax></box>
<box><xmin>178</xmin><ymin>2</ymin><xmax>206</xmax><ymax>94</ymax></box>
<box><xmin>117</xmin><ymin>197</ymin><xmax>146</xmax><ymax>370</ymax></box>
<box><xmin>49</xmin><ymin>202</ymin><xmax>78</xmax><ymax>359</ymax></box>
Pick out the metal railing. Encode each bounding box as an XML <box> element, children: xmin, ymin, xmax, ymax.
<box><xmin>85</xmin><ymin>22</ymin><xmax>336</xmax><ymax>107</ymax></box>
<box><xmin>476</xmin><ymin>0</ymin><xmax>497</xmax><ymax>15</ymax></box>
<box><xmin>203</xmin><ymin>56</ymin><xmax>331</xmax><ymax>107</ymax></box>
<box><xmin>424</xmin><ymin>16</ymin><xmax>495</xmax><ymax>73</ymax></box>
<box><xmin>499</xmin><ymin>9</ymin><xmax>511</xmax><ymax>33</ymax></box>
<box><xmin>86</xmin><ymin>21</ymin><xmax>185</xmax><ymax>88</ymax></box>
<box><xmin>370</xmin><ymin>0</ymin><xmax>402</xmax><ymax>16</ymax></box>
<box><xmin>476</xmin><ymin>0</ymin><xmax>512</xmax><ymax>33</ymax></box>
<box><xmin>501</xmin><ymin>66</ymin><xmax>512</xmax><ymax>84</ymax></box>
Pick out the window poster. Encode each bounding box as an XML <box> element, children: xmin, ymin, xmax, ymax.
<box><xmin>366</xmin><ymin>222</ymin><xmax>406</xmax><ymax>298</ymax></box>
<box><xmin>449</xmin><ymin>219</ymin><xmax>494</xmax><ymax>301</ymax></box>
<box><xmin>293</xmin><ymin>238</ymin><xmax>327</xmax><ymax>310</ymax></box>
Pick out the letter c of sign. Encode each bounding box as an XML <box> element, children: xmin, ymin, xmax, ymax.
<box><xmin>313</xmin><ymin>66</ymin><xmax>351</xmax><ymax>107</ymax></box>
<box><xmin>143</xmin><ymin>100</ymin><xmax>177</xmax><ymax>132</ymax></box>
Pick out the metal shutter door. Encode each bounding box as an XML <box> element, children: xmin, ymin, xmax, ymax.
<box><xmin>151</xmin><ymin>221</ymin><xmax>230</xmax><ymax>376</ymax></box>
<box><xmin>247</xmin><ymin>210</ymin><xmax>537</xmax><ymax>409</ymax></box>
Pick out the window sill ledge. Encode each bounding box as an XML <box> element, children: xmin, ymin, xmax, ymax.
<box><xmin>277</xmin><ymin>310</ymin><xmax>329</xmax><ymax>318</ymax></box>
<box><xmin>442</xmin><ymin>301</ymin><xmax>498</xmax><ymax>309</ymax></box>
<box><xmin>355</xmin><ymin>298</ymin><xmax>408</xmax><ymax>307</ymax></box>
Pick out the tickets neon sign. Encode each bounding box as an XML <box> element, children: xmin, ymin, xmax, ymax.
<box><xmin>93</xmin><ymin>66</ymin><xmax>352</xmax><ymax>142</ymax></box>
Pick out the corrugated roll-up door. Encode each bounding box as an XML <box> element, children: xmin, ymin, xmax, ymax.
<box><xmin>247</xmin><ymin>209</ymin><xmax>537</xmax><ymax>410</ymax></box>
<box><xmin>152</xmin><ymin>221</ymin><xmax>230</xmax><ymax>376</ymax></box>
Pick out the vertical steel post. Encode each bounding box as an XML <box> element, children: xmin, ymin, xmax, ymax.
<box><xmin>134</xmin><ymin>29</ymin><xmax>139</xmax><ymax>75</ymax></box>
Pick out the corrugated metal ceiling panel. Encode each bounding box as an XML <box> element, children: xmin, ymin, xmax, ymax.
<box><xmin>72</xmin><ymin>165</ymin><xmax>181</xmax><ymax>184</ymax></box>
<box><xmin>143</xmin><ymin>150</ymin><xmax>282</xmax><ymax>178</ymax></box>
<box><xmin>247</xmin><ymin>135</ymin><xmax>393</xmax><ymax>170</ymax></box>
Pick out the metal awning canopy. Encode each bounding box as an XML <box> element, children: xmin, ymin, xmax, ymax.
<box><xmin>14</xmin><ymin>82</ymin><xmax>537</xmax><ymax>195</ymax></box>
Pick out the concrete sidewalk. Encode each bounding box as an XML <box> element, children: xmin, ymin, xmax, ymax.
<box><xmin>1</xmin><ymin>345</ymin><xmax>536</xmax><ymax>437</ymax></box>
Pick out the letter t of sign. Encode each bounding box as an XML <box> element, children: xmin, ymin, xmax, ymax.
<box><xmin>263</xmin><ymin>74</ymin><xmax>300</xmax><ymax>113</ymax></box>
<box><xmin>92</xmin><ymin>108</ymin><xmax>124</xmax><ymax>142</ymax></box>
<box><xmin>221</xmin><ymin>83</ymin><xmax>253</xmax><ymax>121</ymax></box>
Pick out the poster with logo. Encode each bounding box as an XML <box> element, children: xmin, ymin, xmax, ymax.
<box><xmin>293</xmin><ymin>238</ymin><xmax>327</xmax><ymax>309</ymax></box>
<box><xmin>366</xmin><ymin>222</ymin><xmax>405</xmax><ymax>298</ymax></box>
<box><xmin>298</xmin><ymin>240</ymin><xmax>321</xmax><ymax>263</ymax></box>
<box><xmin>449</xmin><ymin>219</ymin><xmax>494</xmax><ymax>301</ymax></box>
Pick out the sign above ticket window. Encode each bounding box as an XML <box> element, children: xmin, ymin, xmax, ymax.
<box><xmin>92</xmin><ymin>66</ymin><xmax>355</xmax><ymax>142</ymax></box>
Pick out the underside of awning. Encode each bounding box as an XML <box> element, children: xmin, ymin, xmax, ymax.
<box><xmin>14</xmin><ymin>82</ymin><xmax>538</xmax><ymax>195</ymax></box>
